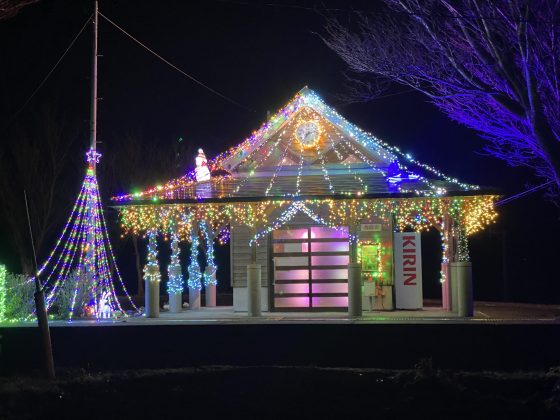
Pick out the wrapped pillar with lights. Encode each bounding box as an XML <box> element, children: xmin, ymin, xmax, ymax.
<box><xmin>187</xmin><ymin>221</ymin><xmax>202</xmax><ymax>310</ymax></box>
<box><xmin>201</xmin><ymin>220</ymin><xmax>217</xmax><ymax>307</ymax></box>
<box><xmin>440</xmin><ymin>215</ymin><xmax>452</xmax><ymax>311</ymax></box>
<box><xmin>167</xmin><ymin>232</ymin><xmax>183</xmax><ymax>313</ymax></box>
<box><xmin>144</xmin><ymin>230</ymin><xmax>160</xmax><ymax>318</ymax></box>
<box><xmin>450</xmin><ymin>222</ymin><xmax>473</xmax><ymax>317</ymax></box>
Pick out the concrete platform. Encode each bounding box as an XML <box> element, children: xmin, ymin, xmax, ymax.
<box><xmin>4</xmin><ymin>301</ymin><xmax>556</xmax><ymax>328</ymax></box>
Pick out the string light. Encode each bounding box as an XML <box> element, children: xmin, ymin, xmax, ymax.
<box><xmin>118</xmin><ymin>196</ymin><xmax>497</xmax><ymax>247</ymax></box>
<box><xmin>167</xmin><ymin>233</ymin><xmax>183</xmax><ymax>295</ymax></box>
<box><xmin>187</xmin><ymin>222</ymin><xmax>202</xmax><ymax>290</ymax></box>
<box><xmin>0</xmin><ymin>264</ymin><xmax>6</xmax><ymax>322</ymax></box>
<box><xmin>200</xmin><ymin>220</ymin><xmax>217</xmax><ymax>286</ymax></box>
<box><xmin>37</xmin><ymin>152</ymin><xmax>138</xmax><ymax>319</ymax></box>
<box><xmin>144</xmin><ymin>230</ymin><xmax>161</xmax><ymax>286</ymax></box>
<box><xmin>113</xmin><ymin>88</ymin><xmax>480</xmax><ymax>204</ymax></box>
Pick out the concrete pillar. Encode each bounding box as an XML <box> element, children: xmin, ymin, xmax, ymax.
<box><xmin>169</xmin><ymin>293</ymin><xmax>182</xmax><ymax>313</ymax></box>
<box><xmin>247</xmin><ymin>263</ymin><xmax>261</xmax><ymax>316</ymax></box>
<box><xmin>452</xmin><ymin>261</ymin><xmax>473</xmax><ymax>317</ymax></box>
<box><xmin>205</xmin><ymin>268</ymin><xmax>217</xmax><ymax>307</ymax></box>
<box><xmin>348</xmin><ymin>262</ymin><xmax>362</xmax><ymax>317</ymax></box>
<box><xmin>167</xmin><ymin>262</ymin><xmax>183</xmax><ymax>313</ymax></box>
<box><xmin>441</xmin><ymin>262</ymin><xmax>451</xmax><ymax>311</ymax></box>
<box><xmin>144</xmin><ymin>270</ymin><xmax>160</xmax><ymax>318</ymax></box>
<box><xmin>189</xmin><ymin>287</ymin><xmax>201</xmax><ymax>310</ymax></box>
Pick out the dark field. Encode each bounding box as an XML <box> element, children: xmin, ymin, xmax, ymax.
<box><xmin>1</xmin><ymin>365</ymin><xmax>559</xmax><ymax>419</ymax></box>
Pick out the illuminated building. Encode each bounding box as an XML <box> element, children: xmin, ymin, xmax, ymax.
<box><xmin>113</xmin><ymin>88</ymin><xmax>497</xmax><ymax>316</ymax></box>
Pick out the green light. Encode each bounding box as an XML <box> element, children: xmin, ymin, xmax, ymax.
<box><xmin>0</xmin><ymin>264</ymin><xmax>6</xmax><ymax>322</ymax></box>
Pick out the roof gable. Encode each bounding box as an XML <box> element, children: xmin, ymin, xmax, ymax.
<box><xmin>218</xmin><ymin>87</ymin><xmax>396</xmax><ymax>173</ymax></box>
<box><xmin>113</xmin><ymin>87</ymin><xmax>482</xmax><ymax>203</ymax></box>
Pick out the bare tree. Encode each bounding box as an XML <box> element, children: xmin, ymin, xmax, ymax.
<box><xmin>0</xmin><ymin>106</ymin><xmax>79</xmax><ymax>274</ymax></box>
<box><xmin>324</xmin><ymin>0</ymin><xmax>560</xmax><ymax>201</ymax></box>
<box><xmin>103</xmin><ymin>131</ymin><xmax>194</xmax><ymax>296</ymax></box>
<box><xmin>0</xmin><ymin>0</ymin><xmax>39</xmax><ymax>21</ymax></box>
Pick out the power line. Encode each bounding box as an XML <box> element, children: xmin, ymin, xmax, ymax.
<box><xmin>98</xmin><ymin>11</ymin><xmax>255</xmax><ymax>113</ymax></box>
<box><xmin>495</xmin><ymin>180</ymin><xmax>554</xmax><ymax>206</ymax></box>
<box><xmin>11</xmin><ymin>13</ymin><xmax>92</xmax><ymax>120</ymax></box>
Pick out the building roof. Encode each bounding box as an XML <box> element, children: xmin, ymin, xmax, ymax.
<box><xmin>113</xmin><ymin>87</ymin><xmax>486</xmax><ymax>205</ymax></box>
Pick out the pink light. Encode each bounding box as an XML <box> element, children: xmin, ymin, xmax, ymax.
<box><xmin>275</xmin><ymin>283</ymin><xmax>309</xmax><ymax>294</ymax></box>
<box><xmin>275</xmin><ymin>297</ymin><xmax>310</xmax><ymax>308</ymax></box>
<box><xmin>312</xmin><ymin>283</ymin><xmax>348</xmax><ymax>294</ymax></box>
<box><xmin>312</xmin><ymin>296</ymin><xmax>348</xmax><ymax>307</ymax></box>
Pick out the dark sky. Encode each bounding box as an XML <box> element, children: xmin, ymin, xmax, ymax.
<box><xmin>1</xmin><ymin>0</ymin><xmax>559</xmax><ymax>303</ymax></box>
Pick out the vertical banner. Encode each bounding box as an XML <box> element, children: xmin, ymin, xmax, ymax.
<box><xmin>394</xmin><ymin>232</ymin><xmax>423</xmax><ymax>309</ymax></box>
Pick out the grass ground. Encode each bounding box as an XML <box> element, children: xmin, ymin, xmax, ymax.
<box><xmin>1</xmin><ymin>364</ymin><xmax>559</xmax><ymax>419</ymax></box>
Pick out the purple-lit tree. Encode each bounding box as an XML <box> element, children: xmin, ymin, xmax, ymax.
<box><xmin>324</xmin><ymin>0</ymin><xmax>560</xmax><ymax>201</ymax></box>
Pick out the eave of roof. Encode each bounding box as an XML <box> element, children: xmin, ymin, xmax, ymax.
<box><xmin>112</xmin><ymin>188</ymin><xmax>500</xmax><ymax>208</ymax></box>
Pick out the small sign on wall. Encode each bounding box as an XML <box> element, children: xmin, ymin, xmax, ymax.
<box><xmin>361</xmin><ymin>223</ymin><xmax>382</xmax><ymax>231</ymax></box>
<box><xmin>394</xmin><ymin>232</ymin><xmax>423</xmax><ymax>309</ymax></box>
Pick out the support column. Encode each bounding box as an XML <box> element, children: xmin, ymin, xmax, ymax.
<box><xmin>189</xmin><ymin>287</ymin><xmax>200</xmax><ymax>309</ymax></box>
<box><xmin>348</xmin><ymin>262</ymin><xmax>362</xmax><ymax>317</ymax></box>
<box><xmin>201</xmin><ymin>220</ymin><xmax>217</xmax><ymax>308</ymax></box>
<box><xmin>145</xmin><ymin>272</ymin><xmax>160</xmax><ymax>318</ymax></box>
<box><xmin>205</xmin><ymin>267</ymin><xmax>217</xmax><ymax>307</ymax></box>
<box><xmin>348</xmin><ymin>223</ymin><xmax>362</xmax><ymax>317</ymax></box>
<box><xmin>144</xmin><ymin>231</ymin><xmax>160</xmax><ymax>318</ymax></box>
<box><xmin>247</xmin><ymin>232</ymin><xmax>261</xmax><ymax>317</ymax></box>
<box><xmin>247</xmin><ymin>263</ymin><xmax>261</xmax><ymax>317</ymax></box>
<box><xmin>452</xmin><ymin>261</ymin><xmax>473</xmax><ymax>317</ymax></box>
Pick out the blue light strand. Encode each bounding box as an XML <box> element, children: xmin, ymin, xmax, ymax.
<box><xmin>187</xmin><ymin>223</ymin><xmax>202</xmax><ymax>290</ymax></box>
<box><xmin>200</xmin><ymin>221</ymin><xmax>217</xmax><ymax>286</ymax></box>
<box><xmin>167</xmin><ymin>233</ymin><xmax>184</xmax><ymax>294</ymax></box>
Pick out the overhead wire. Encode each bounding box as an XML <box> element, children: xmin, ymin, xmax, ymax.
<box><xmin>10</xmin><ymin>13</ymin><xmax>93</xmax><ymax>120</ymax></box>
<box><xmin>98</xmin><ymin>11</ymin><xmax>255</xmax><ymax>113</ymax></box>
<box><xmin>495</xmin><ymin>180</ymin><xmax>554</xmax><ymax>206</ymax></box>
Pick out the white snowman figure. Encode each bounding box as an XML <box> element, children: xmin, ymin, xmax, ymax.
<box><xmin>98</xmin><ymin>291</ymin><xmax>113</xmax><ymax>319</ymax></box>
<box><xmin>195</xmin><ymin>148</ymin><xmax>211</xmax><ymax>182</ymax></box>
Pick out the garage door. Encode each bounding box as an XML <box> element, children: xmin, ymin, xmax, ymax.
<box><xmin>272</xmin><ymin>226</ymin><xmax>349</xmax><ymax>311</ymax></box>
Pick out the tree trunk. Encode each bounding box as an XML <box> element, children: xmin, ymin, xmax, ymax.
<box><xmin>132</xmin><ymin>235</ymin><xmax>143</xmax><ymax>297</ymax></box>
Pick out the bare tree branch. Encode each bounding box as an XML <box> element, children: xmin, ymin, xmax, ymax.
<box><xmin>323</xmin><ymin>0</ymin><xmax>560</xmax><ymax>201</ymax></box>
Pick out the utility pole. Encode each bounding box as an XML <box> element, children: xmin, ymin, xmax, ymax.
<box><xmin>25</xmin><ymin>191</ymin><xmax>55</xmax><ymax>380</ymax></box>
<box><xmin>85</xmin><ymin>0</ymin><xmax>99</xmax><ymax>314</ymax></box>
<box><xmin>90</xmin><ymin>0</ymin><xmax>98</xmax><ymax>169</ymax></box>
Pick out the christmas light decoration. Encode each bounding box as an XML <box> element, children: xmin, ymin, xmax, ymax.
<box><xmin>200</xmin><ymin>220</ymin><xmax>217</xmax><ymax>286</ymax></box>
<box><xmin>112</xmin><ymin>88</ymin><xmax>480</xmax><ymax>204</ymax></box>
<box><xmin>187</xmin><ymin>223</ymin><xmax>202</xmax><ymax>290</ymax></box>
<box><xmin>0</xmin><ymin>264</ymin><xmax>6</xmax><ymax>322</ymax></box>
<box><xmin>38</xmin><ymin>151</ymin><xmax>138</xmax><ymax>319</ymax></box>
<box><xmin>167</xmin><ymin>233</ymin><xmax>183</xmax><ymax>295</ymax></box>
<box><xmin>358</xmin><ymin>242</ymin><xmax>384</xmax><ymax>283</ymax></box>
<box><xmin>117</xmin><ymin>195</ymin><xmax>498</xmax><ymax>247</ymax></box>
<box><xmin>144</xmin><ymin>230</ymin><xmax>160</xmax><ymax>284</ymax></box>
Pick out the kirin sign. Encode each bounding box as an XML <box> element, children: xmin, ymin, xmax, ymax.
<box><xmin>394</xmin><ymin>233</ymin><xmax>423</xmax><ymax>309</ymax></box>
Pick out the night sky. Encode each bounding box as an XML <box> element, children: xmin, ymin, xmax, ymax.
<box><xmin>1</xmin><ymin>0</ymin><xmax>559</xmax><ymax>304</ymax></box>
